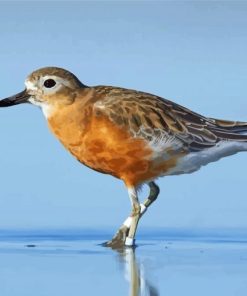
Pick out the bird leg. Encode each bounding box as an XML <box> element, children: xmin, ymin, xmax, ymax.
<box><xmin>143</xmin><ymin>181</ymin><xmax>160</xmax><ymax>208</ymax></box>
<box><xmin>105</xmin><ymin>182</ymin><xmax>160</xmax><ymax>249</ymax></box>
<box><xmin>125</xmin><ymin>188</ymin><xmax>141</xmax><ymax>247</ymax></box>
<box><xmin>125</xmin><ymin>183</ymin><xmax>160</xmax><ymax>246</ymax></box>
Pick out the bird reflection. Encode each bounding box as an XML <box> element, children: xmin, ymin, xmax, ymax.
<box><xmin>116</xmin><ymin>247</ymin><xmax>159</xmax><ymax>296</ymax></box>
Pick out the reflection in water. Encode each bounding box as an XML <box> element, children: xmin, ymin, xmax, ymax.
<box><xmin>117</xmin><ymin>248</ymin><xmax>159</xmax><ymax>296</ymax></box>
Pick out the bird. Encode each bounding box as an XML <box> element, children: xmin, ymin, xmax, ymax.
<box><xmin>1</xmin><ymin>66</ymin><xmax>247</xmax><ymax>248</ymax></box>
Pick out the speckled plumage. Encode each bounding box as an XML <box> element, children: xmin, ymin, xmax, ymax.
<box><xmin>93</xmin><ymin>85</ymin><xmax>247</xmax><ymax>151</ymax></box>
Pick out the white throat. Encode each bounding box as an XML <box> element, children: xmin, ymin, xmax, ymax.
<box><xmin>28</xmin><ymin>97</ymin><xmax>54</xmax><ymax>119</ymax></box>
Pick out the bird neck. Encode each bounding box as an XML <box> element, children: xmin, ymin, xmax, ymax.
<box><xmin>46</xmin><ymin>87</ymin><xmax>95</xmax><ymax>147</ymax></box>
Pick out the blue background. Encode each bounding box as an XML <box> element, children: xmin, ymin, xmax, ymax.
<box><xmin>0</xmin><ymin>1</ymin><xmax>247</xmax><ymax>230</ymax></box>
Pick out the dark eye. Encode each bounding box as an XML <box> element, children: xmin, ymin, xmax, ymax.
<box><xmin>44</xmin><ymin>79</ymin><xmax>56</xmax><ymax>88</ymax></box>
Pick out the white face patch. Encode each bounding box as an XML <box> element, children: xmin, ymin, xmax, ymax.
<box><xmin>25</xmin><ymin>78</ymin><xmax>56</xmax><ymax>119</ymax></box>
<box><xmin>25</xmin><ymin>80</ymin><xmax>38</xmax><ymax>91</ymax></box>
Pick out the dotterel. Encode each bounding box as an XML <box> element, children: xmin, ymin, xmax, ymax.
<box><xmin>1</xmin><ymin>67</ymin><xmax>247</xmax><ymax>248</ymax></box>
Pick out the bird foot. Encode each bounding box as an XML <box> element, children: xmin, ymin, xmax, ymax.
<box><xmin>103</xmin><ymin>225</ymin><xmax>130</xmax><ymax>250</ymax></box>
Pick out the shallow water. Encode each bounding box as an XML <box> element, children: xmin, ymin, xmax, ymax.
<box><xmin>0</xmin><ymin>229</ymin><xmax>247</xmax><ymax>296</ymax></box>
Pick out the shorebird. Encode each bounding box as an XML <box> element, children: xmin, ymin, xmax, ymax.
<box><xmin>1</xmin><ymin>67</ymin><xmax>247</xmax><ymax>248</ymax></box>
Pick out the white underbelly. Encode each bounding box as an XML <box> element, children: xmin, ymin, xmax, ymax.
<box><xmin>166</xmin><ymin>141</ymin><xmax>247</xmax><ymax>176</ymax></box>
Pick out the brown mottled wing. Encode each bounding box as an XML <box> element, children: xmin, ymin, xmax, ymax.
<box><xmin>94</xmin><ymin>86</ymin><xmax>247</xmax><ymax>152</ymax></box>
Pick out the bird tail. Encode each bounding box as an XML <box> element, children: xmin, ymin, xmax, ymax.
<box><xmin>209</xmin><ymin>118</ymin><xmax>247</xmax><ymax>142</ymax></box>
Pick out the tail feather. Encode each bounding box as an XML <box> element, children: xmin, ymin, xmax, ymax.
<box><xmin>208</xmin><ymin>118</ymin><xmax>247</xmax><ymax>141</ymax></box>
<box><xmin>209</xmin><ymin>118</ymin><xmax>247</xmax><ymax>134</ymax></box>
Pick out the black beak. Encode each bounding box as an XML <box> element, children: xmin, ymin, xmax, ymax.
<box><xmin>0</xmin><ymin>89</ymin><xmax>30</xmax><ymax>107</ymax></box>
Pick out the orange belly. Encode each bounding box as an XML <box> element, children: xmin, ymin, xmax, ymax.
<box><xmin>48</xmin><ymin>107</ymin><xmax>181</xmax><ymax>187</ymax></box>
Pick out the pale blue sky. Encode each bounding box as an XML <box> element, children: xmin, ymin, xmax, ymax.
<box><xmin>0</xmin><ymin>1</ymin><xmax>247</xmax><ymax>230</ymax></box>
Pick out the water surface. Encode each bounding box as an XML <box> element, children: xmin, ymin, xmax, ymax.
<box><xmin>0</xmin><ymin>229</ymin><xmax>246</xmax><ymax>296</ymax></box>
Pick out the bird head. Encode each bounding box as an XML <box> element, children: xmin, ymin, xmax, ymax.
<box><xmin>0</xmin><ymin>67</ymin><xmax>87</xmax><ymax>117</ymax></box>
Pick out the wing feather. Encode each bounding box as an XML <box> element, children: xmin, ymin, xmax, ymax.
<box><xmin>93</xmin><ymin>86</ymin><xmax>247</xmax><ymax>152</ymax></box>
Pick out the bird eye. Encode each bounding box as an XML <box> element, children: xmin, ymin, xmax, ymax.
<box><xmin>44</xmin><ymin>79</ymin><xmax>56</xmax><ymax>88</ymax></box>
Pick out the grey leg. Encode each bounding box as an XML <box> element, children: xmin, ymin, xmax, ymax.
<box><xmin>105</xmin><ymin>182</ymin><xmax>160</xmax><ymax>249</ymax></box>
<box><xmin>105</xmin><ymin>224</ymin><xmax>130</xmax><ymax>249</ymax></box>
<box><xmin>125</xmin><ymin>182</ymin><xmax>160</xmax><ymax>246</ymax></box>
<box><xmin>143</xmin><ymin>181</ymin><xmax>160</xmax><ymax>208</ymax></box>
<box><xmin>125</xmin><ymin>187</ymin><xmax>141</xmax><ymax>246</ymax></box>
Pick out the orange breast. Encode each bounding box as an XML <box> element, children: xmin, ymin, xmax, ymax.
<box><xmin>48</xmin><ymin>102</ymin><xmax>182</xmax><ymax>187</ymax></box>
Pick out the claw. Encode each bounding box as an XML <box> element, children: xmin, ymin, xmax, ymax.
<box><xmin>103</xmin><ymin>225</ymin><xmax>129</xmax><ymax>250</ymax></box>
